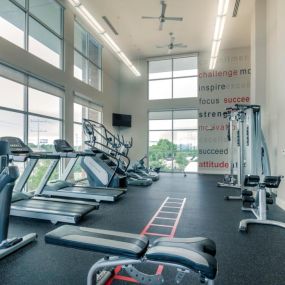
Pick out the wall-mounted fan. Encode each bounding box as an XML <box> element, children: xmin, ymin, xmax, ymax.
<box><xmin>156</xmin><ymin>33</ymin><xmax>188</xmax><ymax>53</ymax></box>
<box><xmin>142</xmin><ymin>0</ymin><xmax>183</xmax><ymax>31</ymax></box>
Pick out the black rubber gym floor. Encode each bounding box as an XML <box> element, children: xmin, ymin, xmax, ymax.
<box><xmin>1</xmin><ymin>173</ymin><xmax>285</xmax><ymax>285</ymax></box>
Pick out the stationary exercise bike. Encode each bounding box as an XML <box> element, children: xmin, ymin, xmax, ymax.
<box><xmin>0</xmin><ymin>141</ymin><xmax>37</xmax><ymax>259</ymax></box>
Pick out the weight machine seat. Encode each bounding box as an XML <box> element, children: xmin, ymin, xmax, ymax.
<box><xmin>45</xmin><ymin>225</ymin><xmax>149</xmax><ymax>259</ymax></box>
<box><xmin>45</xmin><ymin>225</ymin><xmax>217</xmax><ymax>280</ymax></box>
<box><xmin>152</xmin><ymin>236</ymin><xmax>216</xmax><ymax>256</ymax></box>
<box><xmin>146</xmin><ymin>244</ymin><xmax>217</xmax><ymax>280</ymax></box>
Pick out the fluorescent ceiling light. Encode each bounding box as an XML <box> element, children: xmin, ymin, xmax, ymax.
<box><xmin>68</xmin><ymin>0</ymin><xmax>141</xmax><ymax>77</ymax></box>
<box><xmin>218</xmin><ymin>0</ymin><xmax>230</xmax><ymax>16</ymax></box>
<box><xmin>209</xmin><ymin>0</ymin><xmax>229</xmax><ymax>70</ymax></box>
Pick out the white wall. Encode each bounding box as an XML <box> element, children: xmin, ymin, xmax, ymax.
<box><xmin>251</xmin><ymin>0</ymin><xmax>285</xmax><ymax>209</ymax></box>
<box><xmin>198</xmin><ymin>48</ymin><xmax>251</xmax><ymax>174</ymax></box>
<box><xmin>0</xmin><ymin>0</ymin><xmax>121</xmax><ymax>143</ymax></box>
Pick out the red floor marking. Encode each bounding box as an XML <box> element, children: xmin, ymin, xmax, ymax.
<box><xmin>107</xmin><ymin>197</ymin><xmax>186</xmax><ymax>284</ymax></box>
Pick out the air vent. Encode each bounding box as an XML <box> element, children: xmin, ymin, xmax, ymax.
<box><xmin>232</xmin><ymin>0</ymin><xmax>240</xmax><ymax>17</ymax></box>
<box><xmin>102</xmin><ymin>16</ymin><xmax>119</xmax><ymax>35</ymax></box>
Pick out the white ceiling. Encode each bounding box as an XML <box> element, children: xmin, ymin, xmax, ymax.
<box><xmin>82</xmin><ymin>0</ymin><xmax>253</xmax><ymax>60</ymax></box>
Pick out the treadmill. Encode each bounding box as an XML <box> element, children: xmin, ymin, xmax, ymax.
<box><xmin>0</xmin><ymin>137</ymin><xmax>99</xmax><ymax>224</ymax></box>
<box><xmin>37</xmin><ymin>140</ymin><xmax>126</xmax><ymax>202</ymax></box>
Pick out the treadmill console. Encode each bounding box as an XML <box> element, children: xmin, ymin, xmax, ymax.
<box><xmin>0</xmin><ymin>137</ymin><xmax>30</xmax><ymax>154</ymax></box>
<box><xmin>54</xmin><ymin>139</ymin><xmax>74</xmax><ymax>153</ymax></box>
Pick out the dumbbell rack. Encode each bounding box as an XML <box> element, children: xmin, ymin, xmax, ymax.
<box><xmin>239</xmin><ymin>175</ymin><xmax>285</xmax><ymax>232</ymax></box>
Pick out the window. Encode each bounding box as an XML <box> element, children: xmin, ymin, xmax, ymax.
<box><xmin>73</xmin><ymin>102</ymin><xmax>102</xmax><ymax>151</ymax></box>
<box><xmin>149</xmin><ymin>110</ymin><xmax>198</xmax><ymax>173</ymax></box>
<box><xmin>148</xmin><ymin>56</ymin><xmax>198</xmax><ymax>100</ymax></box>
<box><xmin>74</xmin><ymin>22</ymin><xmax>102</xmax><ymax>91</ymax></box>
<box><xmin>0</xmin><ymin>64</ymin><xmax>64</xmax><ymax>192</ymax></box>
<box><xmin>0</xmin><ymin>0</ymin><xmax>64</xmax><ymax>69</ymax></box>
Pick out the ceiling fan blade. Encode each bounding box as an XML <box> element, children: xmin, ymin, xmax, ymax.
<box><xmin>161</xmin><ymin>1</ymin><xmax>167</xmax><ymax>17</ymax></box>
<box><xmin>176</xmin><ymin>45</ymin><xmax>188</xmax><ymax>48</ymax></box>
<box><xmin>156</xmin><ymin>45</ymin><xmax>167</xmax><ymax>48</ymax></box>
<box><xmin>159</xmin><ymin>21</ymin><xmax>163</xmax><ymax>31</ymax></box>
<box><xmin>142</xmin><ymin>16</ymin><xmax>160</xmax><ymax>19</ymax></box>
<box><xmin>164</xmin><ymin>17</ymin><xmax>183</xmax><ymax>21</ymax></box>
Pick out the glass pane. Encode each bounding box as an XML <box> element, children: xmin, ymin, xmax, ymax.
<box><xmin>29</xmin><ymin>88</ymin><xmax>61</xmax><ymax>118</ymax></box>
<box><xmin>149</xmin><ymin>111</ymin><xmax>172</xmax><ymax>120</ymax></box>
<box><xmin>74</xmin><ymin>103</ymin><xmax>82</xmax><ymax>123</ymax></box>
<box><xmin>88</xmin><ymin>62</ymin><xmax>101</xmax><ymax>90</ymax></box>
<box><xmin>0</xmin><ymin>110</ymin><xmax>24</xmax><ymax>139</ymax></box>
<box><xmin>74</xmin><ymin>22</ymin><xmax>87</xmax><ymax>55</ymax></box>
<box><xmin>88</xmin><ymin>109</ymin><xmax>102</xmax><ymax>123</ymax></box>
<box><xmin>173</xmin><ymin>109</ymin><xmax>198</xmax><ymax>119</ymax></box>
<box><xmin>173</xmin><ymin>119</ymin><xmax>198</xmax><ymax>130</ymax></box>
<box><xmin>149</xmin><ymin>60</ymin><xmax>172</xmax><ymax>79</ymax></box>
<box><xmin>0</xmin><ymin>77</ymin><xmax>24</xmax><ymax>110</ymax></box>
<box><xmin>74</xmin><ymin>51</ymin><xmax>88</xmax><ymax>82</ymax></box>
<box><xmin>149</xmin><ymin>131</ymin><xmax>173</xmax><ymax>172</ymax></box>
<box><xmin>29</xmin><ymin>0</ymin><xmax>62</xmax><ymax>35</ymax></box>
<box><xmin>89</xmin><ymin>37</ymin><xmax>101</xmax><ymax>67</ymax></box>
<box><xmin>29</xmin><ymin>17</ymin><xmax>62</xmax><ymax>68</ymax></box>
<box><xmin>173</xmin><ymin>77</ymin><xmax>197</xmax><ymax>98</ymax></box>
<box><xmin>27</xmin><ymin>159</ymin><xmax>57</xmax><ymax>192</ymax></box>
<box><xmin>28</xmin><ymin>115</ymin><xmax>61</xmax><ymax>152</ymax></box>
<box><xmin>0</xmin><ymin>0</ymin><xmax>25</xmax><ymax>48</ymax></box>
<box><xmin>149</xmin><ymin>120</ymin><xmax>172</xmax><ymax>130</ymax></box>
<box><xmin>173</xmin><ymin>57</ymin><xmax>198</xmax><ymax>77</ymax></box>
<box><xmin>149</xmin><ymin>79</ymin><xmax>172</xmax><ymax>100</ymax></box>
<box><xmin>173</xmin><ymin>131</ymin><xmax>198</xmax><ymax>172</ymax></box>
<box><xmin>14</xmin><ymin>0</ymin><xmax>26</xmax><ymax>7</ymax></box>
<box><xmin>74</xmin><ymin>123</ymin><xmax>83</xmax><ymax>151</ymax></box>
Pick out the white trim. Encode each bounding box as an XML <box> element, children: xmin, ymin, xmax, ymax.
<box><xmin>276</xmin><ymin>197</ymin><xmax>285</xmax><ymax>211</ymax></box>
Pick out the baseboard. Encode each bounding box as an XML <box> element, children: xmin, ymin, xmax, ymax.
<box><xmin>276</xmin><ymin>197</ymin><xmax>285</xmax><ymax>211</ymax></box>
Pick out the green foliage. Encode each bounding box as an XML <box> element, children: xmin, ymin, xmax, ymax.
<box><xmin>149</xmin><ymin>139</ymin><xmax>198</xmax><ymax>172</ymax></box>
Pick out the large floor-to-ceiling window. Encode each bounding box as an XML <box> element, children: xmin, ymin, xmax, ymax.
<box><xmin>149</xmin><ymin>110</ymin><xmax>198</xmax><ymax>173</ymax></box>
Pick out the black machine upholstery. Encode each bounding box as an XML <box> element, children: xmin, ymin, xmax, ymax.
<box><xmin>45</xmin><ymin>225</ymin><xmax>217</xmax><ymax>280</ymax></box>
<box><xmin>45</xmin><ymin>225</ymin><xmax>149</xmax><ymax>259</ymax></box>
<box><xmin>151</xmin><ymin>236</ymin><xmax>216</xmax><ymax>256</ymax></box>
<box><xmin>146</xmin><ymin>244</ymin><xmax>217</xmax><ymax>280</ymax></box>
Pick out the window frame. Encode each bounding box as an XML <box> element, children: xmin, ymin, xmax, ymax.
<box><xmin>2</xmin><ymin>0</ymin><xmax>64</xmax><ymax>69</ymax></box>
<box><xmin>74</xmin><ymin>21</ymin><xmax>103</xmax><ymax>91</ymax></box>
<box><xmin>0</xmin><ymin>73</ymin><xmax>64</xmax><ymax>148</ymax></box>
<box><xmin>148</xmin><ymin>55</ymin><xmax>198</xmax><ymax>100</ymax></box>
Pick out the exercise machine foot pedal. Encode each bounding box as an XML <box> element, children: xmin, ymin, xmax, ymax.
<box><xmin>242</xmin><ymin>196</ymin><xmax>255</xmax><ymax>203</ymax></box>
<box><xmin>266</xmin><ymin>198</ymin><xmax>274</xmax><ymax>204</ymax></box>
<box><xmin>242</xmin><ymin>190</ymin><xmax>253</xmax><ymax>196</ymax></box>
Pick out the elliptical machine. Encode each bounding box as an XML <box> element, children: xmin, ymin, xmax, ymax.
<box><xmin>0</xmin><ymin>141</ymin><xmax>37</xmax><ymax>259</ymax></box>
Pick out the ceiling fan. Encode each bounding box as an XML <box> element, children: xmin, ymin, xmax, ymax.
<box><xmin>156</xmin><ymin>33</ymin><xmax>188</xmax><ymax>53</ymax></box>
<box><xmin>142</xmin><ymin>0</ymin><xmax>183</xmax><ymax>31</ymax></box>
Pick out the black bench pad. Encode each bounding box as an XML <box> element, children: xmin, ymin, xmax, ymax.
<box><xmin>45</xmin><ymin>225</ymin><xmax>149</xmax><ymax>259</ymax></box>
<box><xmin>146</xmin><ymin>245</ymin><xmax>217</xmax><ymax>280</ymax></box>
<box><xmin>152</xmin><ymin>237</ymin><xmax>216</xmax><ymax>256</ymax></box>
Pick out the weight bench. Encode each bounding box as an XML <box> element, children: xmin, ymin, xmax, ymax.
<box><xmin>45</xmin><ymin>225</ymin><xmax>218</xmax><ymax>285</ymax></box>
